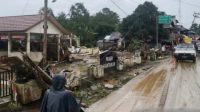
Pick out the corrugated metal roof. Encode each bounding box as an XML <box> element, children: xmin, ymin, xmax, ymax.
<box><xmin>0</xmin><ymin>14</ymin><xmax>70</xmax><ymax>35</ymax></box>
<box><xmin>0</xmin><ymin>14</ymin><xmax>43</xmax><ymax>32</ymax></box>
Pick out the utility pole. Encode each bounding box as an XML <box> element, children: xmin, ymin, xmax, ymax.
<box><xmin>43</xmin><ymin>0</ymin><xmax>48</xmax><ymax>64</ymax></box>
<box><xmin>156</xmin><ymin>16</ymin><xmax>159</xmax><ymax>49</ymax></box>
<box><xmin>192</xmin><ymin>12</ymin><xmax>200</xmax><ymax>26</ymax></box>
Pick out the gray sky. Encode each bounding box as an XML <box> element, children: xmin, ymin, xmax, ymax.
<box><xmin>0</xmin><ymin>0</ymin><xmax>200</xmax><ymax>28</ymax></box>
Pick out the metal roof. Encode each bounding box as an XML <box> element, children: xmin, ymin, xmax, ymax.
<box><xmin>0</xmin><ymin>14</ymin><xmax>70</xmax><ymax>34</ymax></box>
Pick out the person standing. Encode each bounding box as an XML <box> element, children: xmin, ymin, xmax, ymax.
<box><xmin>40</xmin><ymin>74</ymin><xmax>80</xmax><ymax>112</ymax></box>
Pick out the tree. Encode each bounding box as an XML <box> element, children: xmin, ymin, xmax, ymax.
<box><xmin>39</xmin><ymin>7</ymin><xmax>55</xmax><ymax>17</ymax></box>
<box><xmin>57</xmin><ymin>12</ymin><xmax>68</xmax><ymax>28</ymax></box>
<box><xmin>190</xmin><ymin>23</ymin><xmax>200</xmax><ymax>35</ymax></box>
<box><xmin>121</xmin><ymin>2</ymin><xmax>158</xmax><ymax>39</ymax></box>
<box><xmin>91</xmin><ymin>8</ymin><xmax>120</xmax><ymax>40</ymax></box>
<box><xmin>56</xmin><ymin>4</ymin><xmax>120</xmax><ymax>47</ymax></box>
<box><xmin>67</xmin><ymin>3</ymin><xmax>96</xmax><ymax>47</ymax></box>
<box><xmin>56</xmin><ymin>3</ymin><xmax>95</xmax><ymax>47</ymax></box>
<box><xmin>127</xmin><ymin>37</ymin><xmax>142</xmax><ymax>52</ymax></box>
<box><xmin>120</xmin><ymin>1</ymin><xmax>168</xmax><ymax>48</ymax></box>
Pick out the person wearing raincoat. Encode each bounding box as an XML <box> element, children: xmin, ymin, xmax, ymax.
<box><xmin>40</xmin><ymin>74</ymin><xmax>80</xmax><ymax>112</ymax></box>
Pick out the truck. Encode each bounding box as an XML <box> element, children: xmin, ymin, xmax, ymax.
<box><xmin>174</xmin><ymin>44</ymin><xmax>196</xmax><ymax>63</ymax></box>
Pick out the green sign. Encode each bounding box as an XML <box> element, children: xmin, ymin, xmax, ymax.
<box><xmin>158</xmin><ymin>15</ymin><xmax>172</xmax><ymax>24</ymax></box>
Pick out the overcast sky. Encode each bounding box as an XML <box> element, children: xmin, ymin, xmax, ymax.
<box><xmin>0</xmin><ymin>0</ymin><xmax>200</xmax><ymax>28</ymax></box>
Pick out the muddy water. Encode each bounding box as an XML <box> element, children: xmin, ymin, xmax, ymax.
<box><xmin>86</xmin><ymin>58</ymin><xmax>200</xmax><ymax>112</ymax></box>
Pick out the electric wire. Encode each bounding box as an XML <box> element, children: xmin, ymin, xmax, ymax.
<box><xmin>110</xmin><ymin>0</ymin><xmax>128</xmax><ymax>16</ymax></box>
<box><xmin>22</xmin><ymin>0</ymin><xmax>30</xmax><ymax>14</ymax></box>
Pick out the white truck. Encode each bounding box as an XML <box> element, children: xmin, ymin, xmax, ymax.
<box><xmin>174</xmin><ymin>44</ymin><xmax>196</xmax><ymax>63</ymax></box>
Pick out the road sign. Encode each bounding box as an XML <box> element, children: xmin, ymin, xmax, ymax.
<box><xmin>159</xmin><ymin>15</ymin><xmax>172</xmax><ymax>24</ymax></box>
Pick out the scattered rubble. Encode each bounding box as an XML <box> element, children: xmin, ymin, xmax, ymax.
<box><xmin>15</xmin><ymin>80</ymin><xmax>42</xmax><ymax>104</ymax></box>
<box><xmin>104</xmin><ymin>84</ymin><xmax>114</xmax><ymax>89</ymax></box>
<box><xmin>0</xmin><ymin>41</ymin><xmax>164</xmax><ymax>112</ymax></box>
<box><xmin>90</xmin><ymin>85</ymin><xmax>98</xmax><ymax>91</ymax></box>
<box><xmin>71</xmin><ymin>61</ymin><xmax>157</xmax><ymax>106</ymax></box>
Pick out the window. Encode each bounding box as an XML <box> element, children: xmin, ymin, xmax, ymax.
<box><xmin>11</xmin><ymin>34</ymin><xmax>26</xmax><ymax>52</ymax></box>
<box><xmin>30</xmin><ymin>33</ymin><xmax>43</xmax><ymax>52</ymax></box>
<box><xmin>0</xmin><ymin>35</ymin><xmax>8</xmax><ymax>51</ymax></box>
<box><xmin>47</xmin><ymin>34</ymin><xmax>58</xmax><ymax>61</ymax></box>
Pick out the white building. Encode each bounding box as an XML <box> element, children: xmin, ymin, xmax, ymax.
<box><xmin>0</xmin><ymin>14</ymin><xmax>72</xmax><ymax>62</ymax></box>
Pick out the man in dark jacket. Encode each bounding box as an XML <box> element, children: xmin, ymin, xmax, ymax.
<box><xmin>40</xmin><ymin>74</ymin><xmax>80</xmax><ymax>112</ymax></box>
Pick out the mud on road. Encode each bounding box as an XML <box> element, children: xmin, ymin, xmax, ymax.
<box><xmin>87</xmin><ymin>58</ymin><xmax>200</xmax><ymax>112</ymax></box>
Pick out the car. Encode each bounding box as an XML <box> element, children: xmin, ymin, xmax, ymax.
<box><xmin>174</xmin><ymin>44</ymin><xmax>196</xmax><ymax>63</ymax></box>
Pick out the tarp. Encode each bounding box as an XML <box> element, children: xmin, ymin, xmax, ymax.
<box><xmin>183</xmin><ymin>35</ymin><xmax>192</xmax><ymax>44</ymax></box>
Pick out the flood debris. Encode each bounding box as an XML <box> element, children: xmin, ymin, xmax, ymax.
<box><xmin>0</xmin><ymin>37</ymin><xmax>163</xmax><ymax>111</ymax></box>
<box><xmin>3</xmin><ymin>55</ymin><xmax>52</xmax><ymax>105</ymax></box>
<box><xmin>88</xmin><ymin>64</ymin><xmax>104</xmax><ymax>79</ymax></box>
<box><xmin>7</xmin><ymin>56</ymin><xmax>51</xmax><ymax>89</ymax></box>
<box><xmin>15</xmin><ymin>80</ymin><xmax>42</xmax><ymax>104</ymax></box>
<box><xmin>104</xmin><ymin>84</ymin><xmax>114</xmax><ymax>89</ymax></box>
<box><xmin>90</xmin><ymin>85</ymin><xmax>98</xmax><ymax>91</ymax></box>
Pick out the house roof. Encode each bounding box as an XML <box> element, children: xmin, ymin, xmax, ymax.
<box><xmin>0</xmin><ymin>14</ymin><xmax>70</xmax><ymax>34</ymax></box>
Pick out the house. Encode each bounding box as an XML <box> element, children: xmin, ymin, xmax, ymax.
<box><xmin>0</xmin><ymin>14</ymin><xmax>73</xmax><ymax>62</ymax></box>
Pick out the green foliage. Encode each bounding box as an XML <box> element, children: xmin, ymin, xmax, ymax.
<box><xmin>57</xmin><ymin>3</ymin><xmax>95</xmax><ymax>47</ymax></box>
<box><xmin>57</xmin><ymin>12</ymin><xmax>69</xmax><ymax>28</ymax></box>
<box><xmin>55</xmin><ymin>2</ymin><xmax>168</xmax><ymax>48</ymax></box>
<box><xmin>127</xmin><ymin>37</ymin><xmax>142</xmax><ymax>52</ymax></box>
<box><xmin>68</xmin><ymin>3</ymin><xmax>91</xmax><ymax>40</ymax></box>
<box><xmin>190</xmin><ymin>23</ymin><xmax>200</xmax><ymax>35</ymax></box>
<box><xmin>121</xmin><ymin>2</ymin><xmax>158</xmax><ymax>38</ymax></box>
<box><xmin>56</xmin><ymin>3</ymin><xmax>120</xmax><ymax>47</ymax></box>
<box><xmin>39</xmin><ymin>7</ymin><xmax>55</xmax><ymax>17</ymax></box>
<box><xmin>120</xmin><ymin>1</ymin><xmax>169</xmax><ymax>47</ymax></box>
<box><xmin>91</xmin><ymin>8</ymin><xmax>120</xmax><ymax>40</ymax></box>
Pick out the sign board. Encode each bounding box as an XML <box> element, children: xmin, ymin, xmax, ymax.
<box><xmin>100</xmin><ymin>50</ymin><xmax>118</xmax><ymax>70</ymax></box>
<box><xmin>159</xmin><ymin>15</ymin><xmax>172</xmax><ymax>24</ymax></box>
<box><xmin>0</xmin><ymin>36</ymin><xmax>8</xmax><ymax>40</ymax></box>
<box><xmin>12</xmin><ymin>35</ymin><xmax>25</xmax><ymax>40</ymax></box>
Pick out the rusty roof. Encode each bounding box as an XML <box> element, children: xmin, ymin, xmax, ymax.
<box><xmin>0</xmin><ymin>14</ymin><xmax>70</xmax><ymax>34</ymax></box>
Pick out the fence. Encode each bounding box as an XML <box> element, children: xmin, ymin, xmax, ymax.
<box><xmin>0</xmin><ymin>69</ymin><xmax>14</xmax><ymax>98</ymax></box>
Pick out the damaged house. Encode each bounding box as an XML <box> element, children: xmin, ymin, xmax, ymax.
<box><xmin>97</xmin><ymin>32</ymin><xmax>124</xmax><ymax>50</ymax></box>
<box><xmin>0</xmin><ymin>14</ymin><xmax>74</xmax><ymax>62</ymax></box>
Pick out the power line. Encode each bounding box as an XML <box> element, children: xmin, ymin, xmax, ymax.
<box><xmin>22</xmin><ymin>0</ymin><xmax>30</xmax><ymax>14</ymax></box>
<box><xmin>173</xmin><ymin>0</ymin><xmax>200</xmax><ymax>8</ymax></box>
<box><xmin>109</xmin><ymin>0</ymin><xmax>155</xmax><ymax>40</ymax></box>
<box><xmin>109</xmin><ymin>0</ymin><xmax>137</xmax><ymax>48</ymax></box>
<box><xmin>110</xmin><ymin>0</ymin><xmax>128</xmax><ymax>16</ymax></box>
<box><xmin>182</xmin><ymin>0</ymin><xmax>200</xmax><ymax>7</ymax></box>
<box><xmin>192</xmin><ymin>12</ymin><xmax>200</xmax><ymax>25</ymax></box>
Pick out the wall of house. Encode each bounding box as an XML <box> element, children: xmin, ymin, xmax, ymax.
<box><xmin>0</xmin><ymin>51</ymin><xmax>7</xmax><ymax>57</ymax></box>
<box><xmin>8</xmin><ymin>52</ymin><xmax>23</xmax><ymax>60</ymax></box>
<box><xmin>26</xmin><ymin>20</ymin><xmax>63</xmax><ymax>35</ymax></box>
<box><xmin>27</xmin><ymin>20</ymin><xmax>62</xmax><ymax>62</ymax></box>
<box><xmin>7</xmin><ymin>20</ymin><xmax>63</xmax><ymax>62</ymax></box>
<box><xmin>28</xmin><ymin>52</ymin><xmax>43</xmax><ymax>62</ymax></box>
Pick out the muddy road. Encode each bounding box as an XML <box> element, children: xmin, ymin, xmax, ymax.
<box><xmin>86</xmin><ymin>58</ymin><xmax>200</xmax><ymax>112</ymax></box>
